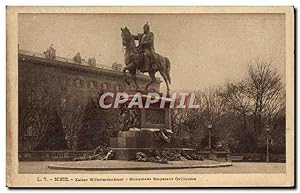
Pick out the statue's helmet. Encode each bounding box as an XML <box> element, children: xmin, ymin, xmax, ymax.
<box><xmin>143</xmin><ymin>22</ymin><xmax>150</xmax><ymax>31</ymax></box>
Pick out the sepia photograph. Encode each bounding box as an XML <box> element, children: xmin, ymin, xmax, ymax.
<box><xmin>6</xmin><ymin>6</ymin><xmax>294</xmax><ymax>187</ymax></box>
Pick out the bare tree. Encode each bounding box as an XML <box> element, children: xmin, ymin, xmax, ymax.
<box><xmin>218</xmin><ymin>58</ymin><xmax>285</xmax><ymax>152</ymax></box>
<box><xmin>223</xmin><ymin>82</ymin><xmax>251</xmax><ymax>132</ymax></box>
<box><xmin>19</xmin><ymin>71</ymin><xmax>67</xmax><ymax>150</ymax></box>
<box><xmin>245</xmin><ymin>58</ymin><xmax>283</xmax><ymax>136</ymax></box>
<box><xmin>171</xmin><ymin>87</ymin><xmax>228</xmax><ymax>148</ymax></box>
<box><xmin>201</xmin><ymin>87</ymin><xmax>227</xmax><ymax>125</ymax></box>
<box><xmin>221</xmin><ymin>82</ymin><xmax>256</xmax><ymax>151</ymax></box>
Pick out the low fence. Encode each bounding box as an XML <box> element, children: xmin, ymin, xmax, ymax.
<box><xmin>231</xmin><ymin>153</ymin><xmax>286</xmax><ymax>162</ymax></box>
<box><xmin>19</xmin><ymin>151</ymin><xmax>285</xmax><ymax>162</ymax></box>
<box><xmin>19</xmin><ymin>150</ymin><xmax>230</xmax><ymax>161</ymax></box>
<box><xmin>198</xmin><ymin>151</ymin><xmax>231</xmax><ymax>162</ymax></box>
<box><xmin>19</xmin><ymin>151</ymin><xmax>93</xmax><ymax>161</ymax></box>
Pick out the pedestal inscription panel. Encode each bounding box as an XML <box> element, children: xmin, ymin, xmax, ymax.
<box><xmin>145</xmin><ymin>109</ymin><xmax>165</xmax><ymax>124</ymax></box>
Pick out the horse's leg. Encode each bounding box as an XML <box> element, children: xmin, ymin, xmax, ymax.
<box><xmin>123</xmin><ymin>66</ymin><xmax>130</xmax><ymax>85</ymax></box>
<box><xmin>145</xmin><ymin>70</ymin><xmax>156</xmax><ymax>91</ymax></box>
<box><xmin>131</xmin><ymin>73</ymin><xmax>139</xmax><ymax>91</ymax></box>
<box><xmin>159</xmin><ymin>71</ymin><xmax>170</xmax><ymax>96</ymax></box>
<box><xmin>123</xmin><ymin>63</ymin><xmax>136</xmax><ymax>85</ymax></box>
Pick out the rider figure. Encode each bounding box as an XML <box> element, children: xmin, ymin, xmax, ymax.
<box><xmin>133</xmin><ymin>23</ymin><xmax>155</xmax><ymax>71</ymax></box>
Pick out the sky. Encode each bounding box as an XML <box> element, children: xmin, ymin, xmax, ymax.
<box><xmin>18</xmin><ymin>13</ymin><xmax>286</xmax><ymax>92</ymax></box>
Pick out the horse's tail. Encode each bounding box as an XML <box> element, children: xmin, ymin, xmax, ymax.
<box><xmin>165</xmin><ymin>57</ymin><xmax>171</xmax><ymax>84</ymax></box>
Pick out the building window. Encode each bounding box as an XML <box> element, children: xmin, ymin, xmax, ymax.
<box><xmin>98</xmin><ymin>82</ymin><xmax>103</xmax><ymax>90</ymax></box>
<box><xmin>64</xmin><ymin>78</ymin><xmax>72</xmax><ymax>87</ymax></box>
<box><xmin>103</xmin><ymin>82</ymin><xmax>110</xmax><ymax>90</ymax></box>
<box><xmin>115</xmin><ymin>85</ymin><xmax>122</xmax><ymax>91</ymax></box>
<box><xmin>88</xmin><ymin>81</ymin><xmax>97</xmax><ymax>89</ymax></box>
<box><xmin>74</xmin><ymin>79</ymin><xmax>83</xmax><ymax>87</ymax></box>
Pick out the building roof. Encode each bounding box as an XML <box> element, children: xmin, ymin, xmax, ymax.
<box><xmin>19</xmin><ymin>49</ymin><xmax>114</xmax><ymax>70</ymax></box>
<box><xmin>18</xmin><ymin>49</ymin><xmax>159</xmax><ymax>82</ymax></box>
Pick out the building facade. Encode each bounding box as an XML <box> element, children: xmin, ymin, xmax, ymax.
<box><xmin>18</xmin><ymin>49</ymin><xmax>160</xmax><ymax>151</ymax></box>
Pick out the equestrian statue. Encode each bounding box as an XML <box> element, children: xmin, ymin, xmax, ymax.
<box><xmin>121</xmin><ymin>23</ymin><xmax>171</xmax><ymax>95</ymax></box>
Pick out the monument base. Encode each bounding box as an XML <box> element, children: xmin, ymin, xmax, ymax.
<box><xmin>110</xmin><ymin>130</ymin><xmax>176</xmax><ymax>160</ymax></box>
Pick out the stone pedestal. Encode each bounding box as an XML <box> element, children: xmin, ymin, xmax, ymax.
<box><xmin>110</xmin><ymin>130</ymin><xmax>174</xmax><ymax>160</ymax></box>
<box><xmin>110</xmin><ymin>92</ymin><xmax>174</xmax><ymax>160</ymax></box>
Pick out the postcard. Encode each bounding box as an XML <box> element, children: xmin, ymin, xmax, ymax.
<box><xmin>6</xmin><ymin>6</ymin><xmax>294</xmax><ymax>187</ymax></box>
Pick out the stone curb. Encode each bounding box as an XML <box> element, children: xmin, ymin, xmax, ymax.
<box><xmin>48</xmin><ymin>162</ymin><xmax>232</xmax><ymax>171</ymax></box>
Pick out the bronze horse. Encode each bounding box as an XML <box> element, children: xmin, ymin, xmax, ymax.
<box><xmin>121</xmin><ymin>27</ymin><xmax>171</xmax><ymax>95</ymax></box>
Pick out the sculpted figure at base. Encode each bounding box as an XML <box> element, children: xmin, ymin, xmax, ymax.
<box><xmin>118</xmin><ymin>105</ymin><xmax>141</xmax><ymax>131</ymax></box>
